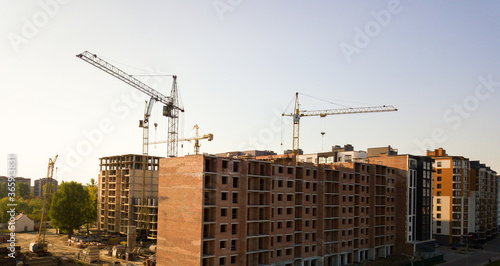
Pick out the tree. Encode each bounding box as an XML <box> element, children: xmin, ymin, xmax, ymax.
<box><xmin>0</xmin><ymin>183</ymin><xmax>8</xmax><ymax>198</ymax></box>
<box><xmin>83</xmin><ymin>178</ymin><xmax>98</xmax><ymax>234</ymax></box>
<box><xmin>49</xmin><ymin>181</ymin><xmax>88</xmax><ymax>237</ymax></box>
<box><xmin>15</xmin><ymin>182</ymin><xmax>30</xmax><ymax>198</ymax></box>
<box><xmin>42</xmin><ymin>183</ymin><xmax>56</xmax><ymax>208</ymax></box>
<box><xmin>27</xmin><ymin>198</ymin><xmax>44</xmax><ymax>223</ymax></box>
<box><xmin>43</xmin><ymin>182</ymin><xmax>56</xmax><ymax>197</ymax></box>
<box><xmin>0</xmin><ymin>197</ymin><xmax>11</xmax><ymax>223</ymax></box>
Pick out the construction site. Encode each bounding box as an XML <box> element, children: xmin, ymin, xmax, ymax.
<box><xmin>2</xmin><ymin>50</ymin><xmax>497</xmax><ymax>266</ymax></box>
<box><xmin>4</xmin><ymin>2</ymin><xmax>500</xmax><ymax>266</ymax></box>
<box><xmin>0</xmin><ymin>50</ymin><xmax>402</xmax><ymax>265</ymax></box>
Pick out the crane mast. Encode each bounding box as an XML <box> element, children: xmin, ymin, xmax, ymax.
<box><xmin>282</xmin><ymin>92</ymin><xmax>398</xmax><ymax>156</ymax></box>
<box><xmin>167</xmin><ymin>76</ymin><xmax>180</xmax><ymax>158</ymax></box>
<box><xmin>31</xmin><ymin>155</ymin><xmax>58</xmax><ymax>254</ymax></box>
<box><xmin>77</xmin><ymin>51</ymin><xmax>184</xmax><ymax>238</ymax></box>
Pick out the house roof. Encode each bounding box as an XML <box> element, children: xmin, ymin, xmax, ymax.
<box><xmin>14</xmin><ymin>213</ymin><xmax>24</xmax><ymax>221</ymax></box>
<box><xmin>15</xmin><ymin>213</ymin><xmax>33</xmax><ymax>221</ymax></box>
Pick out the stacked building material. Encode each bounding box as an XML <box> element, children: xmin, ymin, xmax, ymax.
<box><xmin>78</xmin><ymin>246</ymin><xmax>100</xmax><ymax>263</ymax></box>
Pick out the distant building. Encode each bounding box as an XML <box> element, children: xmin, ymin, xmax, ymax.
<box><xmin>284</xmin><ymin>149</ymin><xmax>304</xmax><ymax>155</ymax></box>
<box><xmin>14</xmin><ymin>213</ymin><xmax>34</xmax><ymax>232</ymax></box>
<box><xmin>34</xmin><ymin>178</ymin><xmax>58</xmax><ymax>197</ymax></box>
<box><xmin>470</xmin><ymin>161</ymin><xmax>498</xmax><ymax>241</ymax></box>
<box><xmin>0</xmin><ymin>176</ymin><xmax>31</xmax><ymax>186</ymax></box>
<box><xmin>427</xmin><ymin>148</ymin><xmax>498</xmax><ymax>244</ymax></box>
<box><xmin>367</xmin><ymin>145</ymin><xmax>398</xmax><ymax>158</ymax></box>
<box><xmin>297</xmin><ymin>144</ymin><xmax>367</xmax><ymax>164</ymax></box>
<box><xmin>498</xmin><ymin>177</ymin><xmax>500</xmax><ymax>231</ymax></box>
<box><xmin>216</xmin><ymin>150</ymin><xmax>277</xmax><ymax>158</ymax></box>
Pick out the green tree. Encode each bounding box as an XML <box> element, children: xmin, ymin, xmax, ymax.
<box><xmin>15</xmin><ymin>182</ymin><xmax>30</xmax><ymax>198</ymax></box>
<box><xmin>15</xmin><ymin>197</ymin><xmax>29</xmax><ymax>214</ymax></box>
<box><xmin>42</xmin><ymin>183</ymin><xmax>56</xmax><ymax>209</ymax></box>
<box><xmin>0</xmin><ymin>197</ymin><xmax>11</xmax><ymax>223</ymax></box>
<box><xmin>49</xmin><ymin>181</ymin><xmax>88</xmax><ymax>237</ymax></box>
<box><xmin>83</xmin><ymin>178</ymin><xmax>98</xmax><ymax>233</ymax></box>
<box><xmin>43</xmin><ymin>182</ymin><xmax>56</xmax><ymax>197</ymax></box>
<box><xmin>27</xmin><ymin>198</ymin><xmax>44</xmax><ymax>223</ymax></box>
<box><xmin>0</xmin><ymin>183</ymin><xmax>8</xmax><ymax>198</ymax></box>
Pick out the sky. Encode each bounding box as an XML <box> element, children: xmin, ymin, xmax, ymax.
<box><xmin>1</xmin><ymin>1</ymin><xmax>500</xmax><ymax>185</ymax></box>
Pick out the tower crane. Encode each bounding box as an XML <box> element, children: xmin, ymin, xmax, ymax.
<box><xmin>77</xmin><ymin>51</ymin><xmax>184</xmax><ymax>238</ymax></box>
<box><xmin>150</xmin><ymin>124</ymin><xmax>213</xmax><ymax>155</ymax></box>
<box><xmin>30</xmin><ymin>155</ymin><xmax>58</xmax><ymax>255</ymax></box>
<box><xmin>282</xmin><ymin>92</ymin><xmax>398</xmax><ymax>157</ymax></box>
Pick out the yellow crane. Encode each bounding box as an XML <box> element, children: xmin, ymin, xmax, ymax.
<box><xmin>150</xmin><ymin>124</ymin><xmax>213</xmax><ymax>155</ymax></box>
<box><xmin>77</xmin><ymin>51</ymin><xmax>184</xmax><ymax>239</ymax></box>
<box><xmin>282</xmin><ymin>92</ymin><xmax>398</xmax><ymax>156</ymax></box>
<box><xmin>30</xmin><ymin>155</ymin><xmax>58</xmax><ymax>255</ymax></box>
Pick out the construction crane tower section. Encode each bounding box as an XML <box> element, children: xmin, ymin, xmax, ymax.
<box><xmin>282</xmin><ymin>92</ymin><xmax>398</xmax><ymax>156</ymax></box>
<box><xmin>30</xmin><ymin>155</ymin><xmax>58</xmax><ymax>254</ymax></box>
<box><xmin>167</xmin><ymin>76</ymin><xmax>180</xmax><ymax>158</ymax></box>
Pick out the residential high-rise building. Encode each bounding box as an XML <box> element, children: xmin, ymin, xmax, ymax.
<box><xmin>98</xmin><ymin>154</ymin><xmax>160</xmax><ymax>239</ymax></box>
<box><xmin>498</xmin><ymin>177</ymin><xmax>500</xmax><ymax>231</ymax></box>
<box><xmin>427</xmin><ymin>148</ymin><xmax>499</xmax><ymax>245</ymax></box>
<box><xmin>427</xmin><ymin>148</ymin><xmax>471</xmax><ymax>245</ymax></box>
<box><xmin>157</xmin><ymin>154</ymin><xmax>402</xmax><ymax>265</ymax></box>
<box><xmin>367</xmin><ymin>147</ymin><xmax>435</xmax><ymax>253</ymax></box>
<box><xmin>33</xmin><ymin>177</ymin><xmax>58</xmax><ymax>197</ymax></box>
<box><xmin>470</xmin><ymin>161</ymin><xmax>498</xmax><ymax>241</ymax></box>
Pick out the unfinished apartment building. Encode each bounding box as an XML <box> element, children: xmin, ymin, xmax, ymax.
<box><xmin>157</xmin><ymin>154</ymin><xmax>399</xmax><ymax>266</ymax></box>
<box><xmin>98</xmin><ymin>154</ymin><xmax>160</xmax><ymax>239</ymax></box>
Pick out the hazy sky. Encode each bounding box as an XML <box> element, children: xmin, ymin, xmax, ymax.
<box><xmin>2</xmin><ymin>1</ymin><xmax>500</xmax><ymax>185</ymax></box>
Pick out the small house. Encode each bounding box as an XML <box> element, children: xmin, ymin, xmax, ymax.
<box><xmin>15</xmin><ymin>213</ymin><xmax>35</xmax><ymax>232</ymax></box>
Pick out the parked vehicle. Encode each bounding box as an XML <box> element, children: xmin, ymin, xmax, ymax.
<box><xmin>470</xmin><ymin>243</ymin><xmax>484</xmax><ymax>249</ymax></box>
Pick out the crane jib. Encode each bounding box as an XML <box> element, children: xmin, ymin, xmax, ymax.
<box><xmin>76</xmin><ymin>51</ymin><xmax>172</xmax><ymax>106</ymax></box>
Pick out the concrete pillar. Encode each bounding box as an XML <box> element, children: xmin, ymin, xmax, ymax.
<box><xmin>368</xmin><ymin>248</ymin><xmax>376</xmax><ymax>260</ymax></box>
<box><xmin>127</xmin><ymin>226</ymin><xmax>136</xmax><ymax>250</ymax></box>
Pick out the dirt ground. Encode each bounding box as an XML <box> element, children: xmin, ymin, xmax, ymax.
<box><xmin>0</xmin><ymin>228</ymin><xmax>147</xmax><ymax>265</ymax></box>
